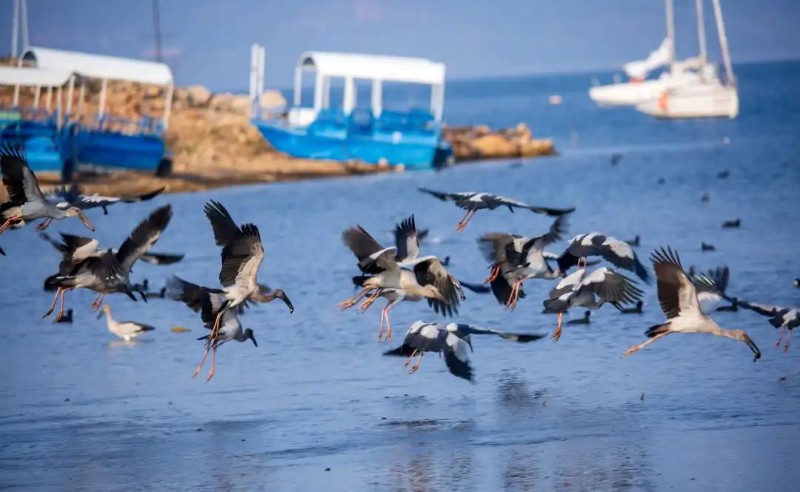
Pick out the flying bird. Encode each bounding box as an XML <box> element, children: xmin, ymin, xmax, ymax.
<box><xmin>166</xmin><ymin>275</ymin><xmax>258</xmax><ymax>381</ymax></box>
<box><xmin>45</xmin><ymin>183</ymin><xmax>166</xmax><ymax>215</ymax></box>
<box><xmin>623</xmin><ymin>247</ymin><xmax>761</xmax><ymax>361</ymax></box>
<box><xmin>738</xmin><ymin>301</ymin><xmax>799</xmax><ymax>352</ymax></box>
<box><xmin>42</xmin><ymin>205</ymin><xmax>173</xmax><ymax>321</ymax></box>
<box><xmin>478</xmin><ymin>214</ymin><xmax>568</xmax><ymax>309</ymax></box>
<box><xmin>556</xmin><ymin>232</ymin><xmax>650</xmax><ymax>283</ymax></box>
<box><xmin>544</xmin><ymin>267</ymin><xmax>643</xmax><ymax>341</ymax></box>
<box><xmin>203</xmin><ymin>200</ymin><xmax>294</xmax><ymax>342</ymax></box>
<box><xmin>0</xmin><ymin>144</ymin><xmax>94</xmax><ymax>235</ymax></box>
<box><xmin>339</xmin><ymin>220</ymin><xmax>462</xmax><ymax>341</ymax></box>
<box><xmin>383</xmin><ymin>321</ymin><xmax>546</xmax><ymax>381</ymax></box>
<box><xmin>417</xmin><ymin>188</ymin><xmax>574</xmax><ymax>232</ymax></box>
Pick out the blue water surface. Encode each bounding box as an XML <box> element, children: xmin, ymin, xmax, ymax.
<box><xmin>0</xmin><ymin>61</ymin><xmax>799</xmax><ymax>491</ymax></box>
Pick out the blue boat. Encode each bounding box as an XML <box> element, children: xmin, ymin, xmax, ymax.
<box><xmin>0</xmin><ymin>66</ymin><xmax>73</xmax><ymax>173</ymax></box>
<box><xmin>21</xmin><ymin>47</ymin><xmax>175</xmax><ymax>178</ymax></box>
<box><xmin>250</xmin><ymin>49</ymin><xmax>452</xmax><ymax>170</ymax></box>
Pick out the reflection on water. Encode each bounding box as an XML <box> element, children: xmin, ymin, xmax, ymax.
<box><xmin>1</xmin><ymin>63</ymin><xmax>800</xmax><ymax>490</ymax></box>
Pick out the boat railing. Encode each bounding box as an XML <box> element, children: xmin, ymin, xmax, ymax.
<box><xmin>70</xmin><ymin>114</ymin><xmax>166</xmax><ymax>136</ymax></box>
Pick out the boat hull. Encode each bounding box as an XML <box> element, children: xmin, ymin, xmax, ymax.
<box><xmin>63</xmin><ymin>127</ymin><xmax>166</xmax><ymax>172</ymax></box>
<box><xmin>589</xmin><ymin>80</ymin><xmax>668</xmax><ymax>106</ymax></box>
<box><xmin>253</xmin><ymin>121</ymin><xmax>448</xmax><ymax>170</ymax></box>
<box><xmin>636</xmin><ymin>85</ymin><xmax>738</xmax><ymax>119</ymax></box>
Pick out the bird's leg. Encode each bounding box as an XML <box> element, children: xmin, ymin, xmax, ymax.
<box><xmin>208</xmin><ymin>310</ymin><xmax>224</xmax><ymax>343</ymax></box>
<box><xmin>776</xmin><ymin>326</ymin><xmax>785</xmax><ymax>348</ymax></box>
<box><xmin>192</xmin><ymin>345</ymin><xmax>211</xmax><ymax>378</ymax></box>
<box><xmin>358</xmin><ymin>289</ymin><xmax>382</xmax><ymax>313</ymax></box>
<box><xmin>404</xmin><ymin>349</ymin><xmax>419</xmax><ymax>367</ymax></box>
<box><xmin>206</xmin><ymin>345</ymin><xmax>218</xmax><ymax>383</ymax></box>
<box><xmin>484</xmin><ymin>264</ymin><xmax>501</xmax><ymax>284</ymax></box>
<box><xmin>35</xmin><ymin>217</ymin><xmax>53</xmax><ymax>231</ymax></box>
<box><xmin>409</xmin><ymin>352</ymin><xmax>424</xmax><ymax>374</ymax></box>
<box><xmin>384</xmin><ymin>307</ymin><xmax>394</xmax><ymax>342</ymax></box>
<box><xmin>42</xmin><ymin>287</ymin><xmax>61</xmax><ymax>318</ymax></box>
<box><xmin>337</xmin><ymin>287</ymin><xmax>369</xmax><ymax>311</ymax></box>
<box><xmin>90</xmin><ymin>293</ymin><xmax>105</xmax><ymax>311</ymax></box>
<box><xmin>784</xmin><ymin>329</ymin><xmax>793</xmax><ymax>353</ymax></box>
<box><xmin>53</xmin><ymin>288</ymin><xmax>70</xmax><ymax>322</ymax></box>
<box><xmin>505</xmin><ymin>280</ymin><xmax>522</xmax><ymax>310</ymax></box>
<box><xmin>623</xmin><ymin>332</ymin><xmax>672</xmax><ymax>357</ymax></box>
<box><xmin>377</xmin><ymin>306</ymin><xmax>386</xmax><ymax>341</ymax></box>
<box><xmin>0</xmin><ymin>216</ymin><xmax>20</xmax><ymax>235</ymax></box>
<box><xmin>455</xmin><ymin>209</ymin><xmax>476</xmax><ymax>232</ymax></box>
<box><xmin>551</xmin><ymin>311</ymin><xmax>563</xmax><ymax>342</ymax></box>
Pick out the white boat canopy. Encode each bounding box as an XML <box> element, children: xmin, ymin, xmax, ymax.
<box><xmin>290</xmin><ymin>50</ymin><xmax>447</xmax><ymax>121</ymax></box>
<box><xmin>20</xmin><ymin>46</ymin><xmax>174</xmax><ymax>128</ymax></box>
<box><xmin>21</xmin><ymin>46</ymin><xmax>173</xmax><ymax>85</ymax></box>
<box><xmin>0</xmin><ymin>66</ymin><xmax>72</xmax><ymax>87</ymax></box>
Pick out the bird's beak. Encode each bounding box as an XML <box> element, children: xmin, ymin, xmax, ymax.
<box><xmin>249</xmin><ymin>333</ymin><xmax>258</xmax><ymax>347</ymax></box>
<box><xmin>79</xmin><ymin>212</ymin><xmax>95</xmax><ymax>231</ymax></box>
<box><xmin>280</xmin><ymin>293</ymin><xmax>294</xmax><ymax>314</ymax></box>
<box><xmin>743</xmin><ymin>334</ymin><xmax>761</xmax><ymax>362</ymax></box>
<box><xmin>124</xmin><ymin>287</ymin><xmax>137</xmax><ymax>302</ymax></box>
<box><xmin>96</xmin><ymin>310</ymin><xmax>104</xmax><ymax>320</ymax></box>
<box><xmin>139</xmin><ymin>290</ymin><xmax>148</xmax><ymax>303</ymax></box>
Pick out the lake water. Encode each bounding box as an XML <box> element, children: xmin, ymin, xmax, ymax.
<box><xmin>1</xmin><ymin>61</ymin><xmax>799</xmax><ymax>491</ymax></box>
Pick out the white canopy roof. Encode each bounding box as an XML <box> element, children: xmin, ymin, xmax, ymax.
<box><xmin>298</xmin><ymin>51</ymin><xmax>445</xmax><ymax>85</ymax></box>
<box><xmin>0</xmin><ymin>66</ymin><xmax>72</xmax><ymax>87</ymax></box>
<box><xmin>21</xmin><ymin>46</ymin><xmax>173</xmax><ymax>86</ymax></box>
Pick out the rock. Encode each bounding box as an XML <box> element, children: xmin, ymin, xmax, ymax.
<box><xmin>471</xmin><ymin>134</ymin><xmax>517</xmax><ymax>158</ymax></box>
<box><xmin>260</xmin><ymin>90</ymin><xmax>287</xmax><ymax>110</ymax></box>
<box><xmin>187</xmin><ymin>85</ymin><xmax>211</xmax><ymax>107</ymax></box>
<box><xmin>210</xmin><ymin>93</ymin><xmax>251</xmax><ymax>115</ymax></box>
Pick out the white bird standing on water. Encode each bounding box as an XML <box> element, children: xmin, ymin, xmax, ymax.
<box><xmin>417</xmin><ymin>188</ymin><xmax>574</xmax><ymax>232</ymax></box>
<box><xmin>623</xmin><ymin>247</ymin><xmax>761</xmax><ymax>361</ymax></box>
<box><xmin>0</xmin><ymin>144</ymin><xmax>94</xmax><ymax>235</ymax></box>
<box><xmin>98</xmin><ymin>305</ymin><xmax>155</xmax><ymax>341</ymax></box>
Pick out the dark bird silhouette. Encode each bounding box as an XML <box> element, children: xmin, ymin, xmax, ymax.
<box><xmin>567</xmin><ymin>310</ymin><xmax>591</xmax><ymax>325</ymax></box>
<box><xmin>701</xmin><ymin>242</ymin><xmax>716</xmax><ymax>252</ymax></box>
<box><xmin>625</xmin><ymin>235</ymin><xmax>640</xmax><ymax>247</ymax></box>
<box><xmin>54</xmin><ymin>309</ymin><xmax>73</xmax><ymax>323</ymax></box>
<box><xmin>620</xmin><ymin>300</ymin><xmax>644</xmax><ymax>314</ymax></box>
<box><xmin>722</xmin><ymin>219</ymin><xmax>740</xmax><ymax>228</ymax></box>
<box><xmin>717</xmin><ymin>170</ymin><xmax>730</xmax><ymax>179</ymax></box>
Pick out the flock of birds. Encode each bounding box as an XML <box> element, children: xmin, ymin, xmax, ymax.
<box><xmin>1</xmin><ymin>143</ymin><xmax>798</xmax><ymax>383</ymax></box>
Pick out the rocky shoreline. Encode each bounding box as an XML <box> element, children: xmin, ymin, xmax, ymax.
<box><xmin>1</xmin><ymin>79</ymin><xmax>554</xmax><ymax>197</ymax></box>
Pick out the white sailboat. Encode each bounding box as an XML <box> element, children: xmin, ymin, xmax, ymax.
<box><xmin>637</xmin><ymin>0</ymin><xmax>738</xmax><ymax>119</ymax></box>
<box><xmin>589</xmin><ymin>0</ymin><xmax>705</xmax><ymax>107</ymax></box>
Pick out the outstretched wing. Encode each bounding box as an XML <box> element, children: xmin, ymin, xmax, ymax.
<box><xmin>413</xmin><ymin>257</ymin><xmax>460</xmax><ymax>317</ymax></box>
<box><xmin>454</xmin><ymin>323</ymin><xmax>545</xmax><ymax>343</ymax></box>
<box><xmin>116</xmin><ymin>205</ymin><xmax>173</xmax><ymax>272</ymax></box>
<box><xmin>0</xmin><ymin>143</ymin><xmax>44</xmax><ymax>205</ymax></box>
<box><xmin>579</xmin><ymin>267</ymin><xmax>643</xmax><ymax>305</ymax></box>
<box><xmin>343</xmin><ymin>225</ymin><xmax>397</xmax><ymax>274</ymax></box>
<box><xmin>558</xmin><ymin>232</ymin><xmax>650</xmax><ymax>282</ymax></box>
<box><xmin>394</xmin><ymin>215</ymin><xmax>420</xmax><ymax>263</ymax></box>
<box><xmin>71</xmin><ymin>186</ymin><xmax>166</xmax><ymax>212</ymax></box>
<box><xmin>651</xmin><ymin>246</ymin><xmax>700</xmax><ymax>319</ymax></box>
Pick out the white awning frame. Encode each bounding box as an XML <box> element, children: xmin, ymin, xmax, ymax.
<box><xmin>289</xmin><ymin>50</ymin><xmax>447</xmax><ymax>121</ymax></box>
<box><xmin>21</xmin><ymin>46</ymin><xmax>173</xmax><ymax>129</ymax></box>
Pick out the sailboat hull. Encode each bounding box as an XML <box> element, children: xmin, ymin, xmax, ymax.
<box><xmin>589</xmin><ymin>80</ymin><xmax>668</xmax><ymax>106</ymax></box>
<box><xmin>636</xmin><ymin>84</ymin><xmax>738</xmax><ymax>119</ymax></box>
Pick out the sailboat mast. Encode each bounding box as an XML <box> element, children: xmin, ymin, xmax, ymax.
<box><xmin>711</xmin><ymin>0</ymin><xmax>735</xmax><ymax>85</ymax></box>
<box><xmin>11</xmin><ymin>0</ymin><xmax>19</xmax><ymax>57</ymax></box>
<box><xmin>665</xmin><ymin>0</ymin><xmax>676</xmax><ymax>74</ymax></box>
<box><xmin>695</xmin><ymin>0</ymin><xmax>707</xmax><ymax>63</ymax></box>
